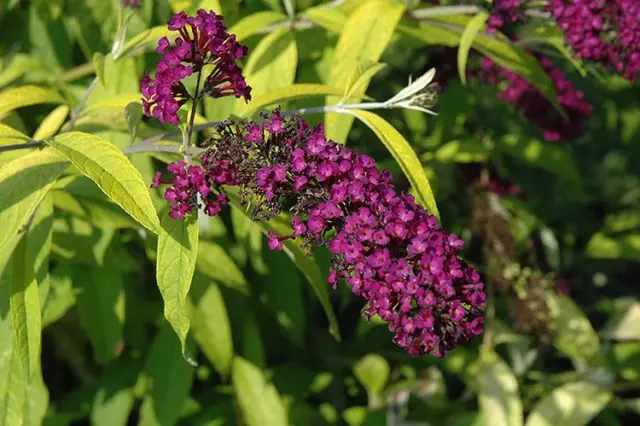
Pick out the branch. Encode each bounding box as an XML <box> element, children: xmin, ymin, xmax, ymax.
<box><xmin>0</xmin><ymin>141</ymin><xmax>45</xmax><ymax>153</ymax></box>
<box><xmin>410</xmin><ymin>5</ymin><xmax>483</xmax><ymax>19</ymax></box>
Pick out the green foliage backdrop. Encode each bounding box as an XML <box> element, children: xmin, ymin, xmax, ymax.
<box><xmin>0</xmin><ymin>0</ymin><xmax>639</xmax><ymax>425</ymax></box>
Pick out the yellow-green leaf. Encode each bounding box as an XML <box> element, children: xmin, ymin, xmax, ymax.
<box><xmin>524</xmin><ymin>382</ymin><xmax>611</xmax><ymax>426</ymax></box>
<box><xmin>116</xmin><ymin>27</ymin><xmax>174</xmax><ymax>60</ymax></box>
<box><xmin>190</xmin><ymin>275</ymin><xmax>233</xmax><ymax>377</ymax></box>
<box><xmin>32</xmin><ymin>105</ymin><xmax>69</xmax><ymax>140</ymax></box>
<box><xmin>47</xmin><ymin>132</ymin><xmax>160</xmax><ymax>234</ymax></box>
<box><xmin>546</xmin><ymin>292</ymin><xmax>604</xmax><ymax>366</ymax></box>
<box><xmin>478</xmin><ymin>351</ymin><xmax>523</xmax><ymax>426</ymax></box>
<box><xmin>235</xmin><ymin>28</ymin><xmax>297</xmax><ymax>115</ymax></box>
<box><xmin>0</xmin><ymin>149</ymin><xmax>68</xmax><ymax>277</ymax></box>
<box><xmin>0</xmin><ymin>54</ymin><xmax>40</xmax><ymax>88</ymax></box>
<box><xmin>353</xmin><ymin>354</ymin><xmax>389</xmax><ymax>399</ymax></box>
<box><xmin>83</xmin><ymin>93</ymin><xmax>142</xmax><ymax>115</ymax></box>
<box><xmin>0</xmin><ymin>85</ymin><xmax>64</xmax><ymax>117</ymax></box>
<box><xmin>229</xmin><ymin>11</ymin><xmax>288</xmax><ymax>41</ymax></box>
<box><xmin>458</xmin><ymin>12</ymin><xmax>489</xmax><ymax>84</ymax></box>
<box><xmin>303</xmin><ymin>6</ymin><xmax>348</xmax><ymax>33</ymax></box>
<box><xmin>232</xmin><ymin>357</ymin><xmax>288</xmax><ymax>426</ymax></box>
<box><xmin>0</xmin><ymin>123</ymin><xmax>30</xmax><ymax>145</ymax></box>
<box><xmin>9</xmin><ymin>235</ymin><xmax>42</xmax><ymax>383</ymax></box>
<box><xmin>348</xmin><ymin>110</ymin><xmax>439</xmax><ymax>219</ymax></box>
<box><xmin>325</xmin><ymin>0</ymin><xmax>405</xmax><ymax>143</ymax></box>
<box><xmin>93</xmin><ymin>52</ymin><xmax>106</xmax><ymax>87</ymax></box>
<box><xmin>241</xmin><ymin>84</ymin><xmax>348</xmax><ymax>117</ymax></box>
<box><xmin>585</xmin><ymin>232</ymin><xmax>640</xmax><ymax>262</ymax></box>
<box><xmin>343</xmin><ymin>61</ymin><xmax>387</xmax><ymax>100</ymax></box>
<box><xmin>156</xmin><ymin>212</ymin><xmax>199</xmax><ymax>365</ymax></box>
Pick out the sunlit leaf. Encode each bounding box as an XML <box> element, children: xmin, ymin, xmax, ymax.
<box><xmin>477</xmin><ymin>350</ymin><xmax>523</xmax><ymax>426</ymax></box>
<box><xmin>233</xmin><ymin>357</ymin><xmax>288</xmax><ymax>426</ymax></box>
<box><xmin>325</xmin><ymin>0</ymin><xmax>405</xmax><ymax>143</ymax></box>
<box><xmin>33</xmin><ymin>105</ymin><xmax>69</xmax><ymax>140</ymax></box>
<box><xmin>524</xmin><ymin>382</ymin><xmax>611</xmax><ymax>426</ymax></box>
<box><xmin>303</xmin><ymin>6</ymin><xmax>347</xmax><ymax>33</ymax></box>
<box><xmin>353</xmin><ymin>354</ymin><xmax>389</xmax><ymax>401</ymax></box>
<box><xmin>603</xmin><ymin>302</ymin><xmax>640</xmax><ymax>341</ymax></box>
<box><xmin>0</xmin><ymin>85</ymin><xmax>64</xmax><ymax>117</ymax></box>
<box><xmin>0</xmin><ymin>149</ymin><xmax>67</xmax><ymax>278</ymax></box>
<box><xmin>348</xmin><ymin>110</ymin><xmax>440</xmax><ymax>219</ymax></box>
<box><xmin>229</xmin><ymin>11</ymin><xmax>288</xmax><ymax>41</ymax></box>
<box><xmin>585</xmin><ymin>232</ymin><xmax>640</xmax><ymax>262</ymax></box>
<box><xmin>0</xmin><ymin>123</ymin><xmax>30</xmax><ymax>145</ymax></box>
<box><xmin>115</xmin><ymin>27</ymin><xmax>175</xmax><ymax>60</ymax></box>
<box><xmin>342</xmin><ymin>61</ymin><xmax>387</xmax><ymax>100</ymax></box>
<box><xmin>458</xmin><ymin>12</ymin><xmax>489</xmax><ymax>84</ymax></box>
<box><xmin>156</xmin><ymin>211</ymin><xmax>199</xmax><ymax>365</ymax></box>
<box><xmin>47</xmin><ymin>132</ymin><xmax>160</xmax><ymax>234</ymax></box>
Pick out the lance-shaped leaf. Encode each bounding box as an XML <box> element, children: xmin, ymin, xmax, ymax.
<box><xmin>32</xmin><ymin>105</ymin><xmax>69</xmax><ymax>140</ymax></box>
<box><xmin>524</xmin><ymin>382</ymin><xmax>612</xmax><ymax>426</ymax></box>
<box><xmin>9</xmin><ymin>235</ymin><xmax>42</xmax><ymax>383</ymax></box>
<box><xmin>348</xmin><ymin>110</ymin><xmax>440</xmax><ymax>219</ymax></box>
<box><xmin>458</xmin><ymin>12</ymin><xmax>489</xmax><ymax>84</ymax></box>
<box><xmin>229</xmin><ymin>11</ymin><xmax>288</xmax><ymax>41</ymax></box>
<box><xmin>342</xmin><ymin>61</ymin><xmax>388</xmax><ymax>100</ymax></box>
<box><xmin>233</xmin><ymin>357</ymin><xmax>288</xmax><ymax>426</ymax></box>
<box><xmin>47</xmin><ymin>132</ymin><xmax>160</xmax><ymax>234</ymax></box>
<box><xmin>0</xmin><ymin>123</ymin><xmax>30</xmax><ymax>145</ymax></box>
<box><xmin>0</xmin><ymin>85</ymin><xmax>64</xmax><ymax>117</ymax></box>
<box><xmin>0</xmin><ymin>149</ymin><xmax>67</xmax><ymax>277</ymax></box>
<box><xmin>156</xmin><ymin>211</ymin><xmax>199</xmax><ymax>365</ymax></box>
<box><xmin>325</xmin><ymin>0</ymin><xmax>405</xmax><ymax>143</ymax></box>
<box><xmin>477</xmin><ymin>350</ymin><xmax>523</xmax><ymax>426</ymax></box>
<box><xmin>197</xmin><ymin>240</ymin><xmax>249</xmax><ymax>295</ymax></box>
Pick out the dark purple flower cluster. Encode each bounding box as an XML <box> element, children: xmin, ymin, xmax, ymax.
<box><xmin>153</xmin><ymin>110</ymin><xmax>485</xmax><ymax>357</ymax></box>
<box><xmin>547</xmin><ymin>0</ymin><xmax>640</xmax><ymax>82</ymax></box>
<box><xmin>151</xmin><ymin>161</ymin><xmax>229</xmax><ymax>220</ymax></box>
<box><xmin>479</xmin><ymin>55</ymin><xmax>593</xmax><ymax>141</ymax></box>
<box><xmin>487</xmin><ymin>0</ymin><xmax>522</xmax><ymax>33</ymax></box>
<box><xmin>141</xmin><ymin>9</ymin><xmax>251</xmax><ymax>125</ymax></box>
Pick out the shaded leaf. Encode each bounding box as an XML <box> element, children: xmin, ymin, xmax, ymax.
<box><xmin>47</xmin><ymin>132</ymin><xmax>160</xmax><ymax>233</ymax></box>
<box><xmin>458</xmin><ymin>12</ymin><xmax>489</xmax><ymax>84</ymax></box>
<box><xmin>124</xmin><ymin>102</ymin><xmax>143</xmax><ymax>145</ymax></box>
<box><xmin>156</xmin><ymin>211</ymin><xmax>199</xmax><ymax>365</ymax></box>
<box><xmin>585</xmin><ymin>232</ymin><xmax>640</xmax><ymax>262</ymax></box>
<box><xmin>196</xmin><ymin>240</ymin><xmax>249</xmax><ymax>295</ymax></box>
<box><xmin>232</xmin><ymin>357</ymin><xmax>288</xmax><ymax>426</ymax></box>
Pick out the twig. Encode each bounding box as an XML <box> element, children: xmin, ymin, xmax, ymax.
<box><xmin>410</xmin><ymin>5</ymin><xmax>483</xmax><ymax>19</ymax></box>
<box><xmin>66</xmin><ymin>76</ymin><xmax>99</xmax><ymax>130</ymax></box>
<box><xmin>0</xmin><ymin>141</ymin><xmax>45</xmax><ymax>153</ymax></box>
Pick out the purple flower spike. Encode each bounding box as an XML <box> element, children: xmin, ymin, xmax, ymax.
<box><xmin>141</xmin><ymin>9</ymin><xmax>252</xmax><ymax>124</ymax></box>
<box><xmin>192</xmin><ymin>110</ymin><xmax>486</xmax><ymax>357</ymax></box>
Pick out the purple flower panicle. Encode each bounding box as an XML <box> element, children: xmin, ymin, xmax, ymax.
<box><xmin>154</xmin><ymin>110</ymin><xmax>485</xmax><ymax>357</ymax></box>
<box><xmin>141</xmin><ymin>9</ymin><xmax>251</xmax><ymax>125</ymax></box>
<box><xmin>479</xmin><ymin>55</ymin><xmax>593</xmax><ymax>141</ymax></box>
<box><xmin>547</xmin><ymin>0</ymin><xmax>640</xmax><ymax>82</ymax></box>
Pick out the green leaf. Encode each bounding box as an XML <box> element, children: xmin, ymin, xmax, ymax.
<box><xmin>0</xmin><ymin>149</ymin><xmax>68</xmax><ymax>278</ymax></box>
<box><xmin>477</xmin><ymin>351</ymin><xmax>523</xmax><ymax>426</ymax></box>
<box><xmin>115</xmin><ymin>27</ymin><xmax>174</xmax><ymax>60</ymax></box>
<box><xmin>524</xmin><ymin>382</ymin><xmax>612</xmax><ymax>426</ymax></box>
<box><xmin>91</xmin><ymin>387</ymin><xmax>133</xmax><ymax>426</ymax></box>
<box><xmin>156</xmin><ymin>211</ymin><xmax>199</xmax><ymax>366</ymax></box>
<box><xmin>0</xmin><ymin>54</ymin><xmax>40</xmax><ymax>89</ymax></box>
<box><xmin>47</xmin><ymin>132</ymin><xmax>160</xmax><ymax>234</ymax></box>
<box><xmin>235</xmin><ymin>28</ymin><xmax>297</xmax><ymax>115</ymax></box>
<box><xmin>32</xmin><ymin>105</ymin><xmax>69</xmax><ymax>140</ymax></box>
<box><xmin>228</xmin><ymin>11</ymin><xmax>288</xmax><ymax>41</ymax></box>
<box><xmin>348</xmin><ymin>110</ymin><xmax>440</xmax><ymax>219</ymax></box>
<box><xmin>83</xmin><ymin>93</ymin><xmax>143</xmax><ymax>115</ymax></box>
<box><xmin>546</xmin><ymin>292</ymin><xmax>604</xmax><ymax>366</ymax></box>
<box><xmin>241</xmin><ymin>84</ymin><xmax>348</xmax><ymax>117</ymax></box>
<box><xmin>0</xmin><ymin>124</ymin><xmax>30</xmax><ymax>145</ymax></box>
<box><xmin>0</xmin><ymin>85</ymin><xmax>64</xmax><ymax>117</ymax></box>
<box><xmin>232</xmin><ymin>357</ymin><xmax>288</xmax><ymax>426</ymax></box>
<box><xmin>124</xmin><ymin>102</ymin><xmax>143</xmax><ymax>145</ymax></box>
<box><xmin>497</xmin><ymin>135</ymin><xmax>581</xmax><ymax>184</ymax></box>
<box><xmin>9</xmin><ymin>236</ymin><xmax>42</xmax><ymax>383</ymax></box>
<box><xmin>93</xmin><ymin>52</ymin><xmax>106</xmax><ymax>87</ymax></box>
<box><xmin>603</xmin><ymin>302</ymin><xmax>640</xmax><ymax>341</ymax></box>
<box><xmin>430</xmin><ymin>139</ymin><xmax>491</xmax><ymax>163</ymax></box>
<box><xmin>325</xmin><ymin>0</ymin><xmax>405</xmax><ymax>143</ymax></box>
<box><xmin>458</xmin><ymin>12</ymin><xmax>489</xmax><ymax>84</ymax></box>
<box><xmin>585</xmin><ymin>232</ymin><xmax>640</xmax><ymax>262</ymax></box>
<box><xmin>343</xmin><ymin>61</ymin><xmax>387</xmax><ymax>100</ymax></box>
<box><xmin>139</xmin><ymin>325</ymin><xmax>196</xmax><ymax>426</ymax></box>
<box><xmin>518</xmin><ymin>23</ymin><xmax>587</xmax><ymax>77</ymax></box>
<box><xmin>353</xmin><ymin>354</ymin><xmax>389</xmax><ymax>401</ymax></box>
<box><xmin>73</xmin><ymin>263</ymin><xmax>125</xmax><ymax>364</ymax></box>
<box><xmin>196</xmin><ymin>240</ymin><xmax>249</xmax><ymax>294</ymax></box>
<box><xmin>42</xmin><ymin>264</ymin><xmax>76</xmax><ymax>328</ymax></box>
<box><xmin>303</xmin><ymin>6</ymin><xmax>348</xmax><ymax>33</ymax></box>
<box><xmin>190</xmin><ymin>275</ymin><xmax>234</xmax><ymax>377</ymax></box>
<box><xmin>612</xmin><ymin>342</ymin><xmax>640</xmax><ymax>381</ymax></box>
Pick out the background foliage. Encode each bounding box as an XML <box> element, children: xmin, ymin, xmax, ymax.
<box><xmin>0</xmin><ymin>0</ymin><xmax>639</xmax><ymax>425</ymax></box>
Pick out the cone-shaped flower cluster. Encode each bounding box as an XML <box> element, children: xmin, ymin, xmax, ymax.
<box><xmin>154</xmin><ymin>110</ymin><xmax>485</xmax><ymax>357</ymax></box>
<box><xmin>547</xmin><ymin>0</ymin><xmax>640</xmax><ymax>82</ymax></box>
<box><xmin>479</xmin><ymin>55</ymin><xmax>593</xmax><ymax>141</ymax></box>
<box><xmin>141</xmin><ymin>9</ymin><xmax>251</xmax><ymax>125</ymax></box>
